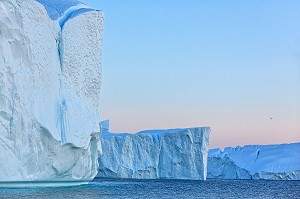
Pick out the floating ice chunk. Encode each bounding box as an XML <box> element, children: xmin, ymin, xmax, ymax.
<box><xmin>208</xmin><ymin>143</ymin><xmax>300</xmax><ymax>180</ymax></box>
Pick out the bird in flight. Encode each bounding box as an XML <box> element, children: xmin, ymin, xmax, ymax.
<box><xmin>269</xmin><ymin>117</ymin><xmax>273</xmax><ymax>120</ymax></box>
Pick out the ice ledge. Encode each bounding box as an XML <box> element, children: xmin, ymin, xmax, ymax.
<box><xmin>35</xmin><ymin>0</ymin><xmax>101</xmax><ymax>29</ymax></box>
<box><xmin>0</xmin><ymin>180</ymin><xmax>90</xmax><ymax>188</ymax></box>
<box><xmin>35</xmin><ymin>0</ymin><xmax>87</xmax><ymax>20</ymax></box>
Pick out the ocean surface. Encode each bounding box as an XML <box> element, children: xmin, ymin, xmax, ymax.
<box><xmin>0</xmin><ymin>178</ymin><xmax>299</xmax><ymax>199</ymax></box>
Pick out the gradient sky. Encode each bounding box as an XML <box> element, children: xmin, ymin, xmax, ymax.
<box><xmin>81</xmin><ymin>0</ymin><xmax>300</xmax><ymax>148</ymax></box>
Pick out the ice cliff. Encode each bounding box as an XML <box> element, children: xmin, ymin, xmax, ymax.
<box><xmin>97</xmin><ymin>121</ymin><xmax>210</xmax><ymax>180</ymax></box>
<box><xmin>0</xmin><ymin>0</ymin><xmax>103</xmax><ymax>183</ymax></box>
<box><xmin>208</xmin><ymin>143</ymin><xmax>300</xmax><ymax>180</ymax></box>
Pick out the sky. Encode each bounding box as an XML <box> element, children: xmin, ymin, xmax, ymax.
<box><xmin>81</xmin><ymin>0</ymin><xmax>300</xmax><ymax>148</ymax></box>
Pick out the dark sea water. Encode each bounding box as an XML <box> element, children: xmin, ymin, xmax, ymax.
<box><xmin>0</xmin><ymin>178</ymin><xmax>299</xmax><ymax>199</ymax></box>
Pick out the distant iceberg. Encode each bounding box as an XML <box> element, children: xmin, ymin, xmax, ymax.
<box><xmin>208</xmin><ymin>143</ymin><xmax>300</xmax><ymax>180</ymax></box>
<box><xmin>98</xmin><ymin>121</ymin><xmax>210</xmax><ymax>180</ymax></box>
<box><xmin>0</xmin><ymin>0</ymin><xmax>103</xmax><ymax>184</ymax></box>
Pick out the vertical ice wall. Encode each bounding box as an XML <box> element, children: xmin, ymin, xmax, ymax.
<box><xmin>98</xmin><ymin>123</ymin><xmax>211</xmax><ymax>180</ymax></box>
<box><xmin>59</xmin><ymin>9</ymin><xmax>103</xmax><ymax>147</ymax></box>
<box><xmin>0</xmin><ymin>0</ymin><xmax>103</xmax><ymax>183</ymax></box>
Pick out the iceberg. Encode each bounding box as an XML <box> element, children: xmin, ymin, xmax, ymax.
<box><xmin>98</xmin><ymin>121</ymin><xmax>210</xmax><ymax>180</ymax></box>
<box><xmin>208</xmin><ymin>143</ymin><xmax>300</xmax><ymax>180</ymax></box>
<box><xmin>0</xmin><ymin>0</ymin><xmax>103</xmax><ymax>184</ymax></box>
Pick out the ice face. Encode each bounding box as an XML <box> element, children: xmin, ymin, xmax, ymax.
<box><xmin>207</xmin><ymin>156</ymin><xmax>252</xmax><ymax>179</ymax></box>
<box><xmin>207</xmin><ymin>143</ymin><xmax>300</xmax><ymax>180</ymax></box>
<box><xmin>0</xmin><ymin>0</ymin><xmax>103</xmax><ymax>183</ymax></box>
<box><xmin>98</xmin><ymin>123</ymin><xmax>211</xmax><ymax>180</ymax></box>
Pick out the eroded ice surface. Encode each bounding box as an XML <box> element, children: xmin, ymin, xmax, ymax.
<box><xmin>98</xmin><ymin>121</ymin><xmax>210</xmax><ymax>180</ymax></box>
<box><xmin>208</xmin><ymin>143</ymin><xmax>300</xmax><ymax>180</ymax></box>
<box><xmin>0</xmin><ymin>0</ymin><xmax>103</xmax><ymax>183</ymax></box>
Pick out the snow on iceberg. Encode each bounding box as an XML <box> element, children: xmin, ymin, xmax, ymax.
<box><xmin>208</xmin><ymin>143</ymin><xmax>300</xmax><ymax>180</ymax></box>
<box><xmin>98</xmin><ymin>121</ymin><xmax>211</xmax><ymax>180</ymax></box>
<box><xmin>0</xmin><ymin>0</ymin><xmax>103</xmax><ymax>184</ymax></box>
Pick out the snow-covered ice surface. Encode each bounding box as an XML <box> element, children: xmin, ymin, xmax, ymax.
<box><xmin>0</xmin><ymin>0</ymin><xmax>103</xmax><ymax>184</ymax></box>
<box><xmin>208</xmin><ymin>143</ymin><xmax>300</xmax><ymax>180</ymax></box>
<box><xmin>98</xmin><ymin>121</ymin><xmax>210</xmax><ymax>180</ymax></box>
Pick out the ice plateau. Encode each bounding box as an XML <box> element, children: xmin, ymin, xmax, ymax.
<box><xmin>0</xmin><ymin>0</ymin><xmax>103</xmax><ymax>183</ymax></box>
<box><xmin>208</xmin><ymin>143</ymin><xmax>300</xmax><ymax>180</ymax></box>
<box><xmin>98</xmin><ymin>121</ymin><xmax>211</xmax><ymax>180</ymax></box>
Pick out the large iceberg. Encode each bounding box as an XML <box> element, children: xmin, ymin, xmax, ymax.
<box><xmin>0</xmin><ymin>0</ymin><xmax>103</xmax><ymax>183</ymax></box>
<box><xmin>98</xmin><ymin>121</ymin><xmax>211</xmax><ymax>180</ymax></box>
<box><xmin>208</xmin><ymin>143</ymin><xmax>300</xmax><ymax>180</ymax></box>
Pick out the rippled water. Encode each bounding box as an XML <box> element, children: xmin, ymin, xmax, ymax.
<box><xmin>0</xmin><ymin>178</ymin><xmax>299</xmax><ymax>199</ymax></box>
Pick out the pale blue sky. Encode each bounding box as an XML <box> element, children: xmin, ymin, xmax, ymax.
<box><xmin>81</xmin><ymin>0</ymin><xmax>300</xmax><ymax>148</ymax></box>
